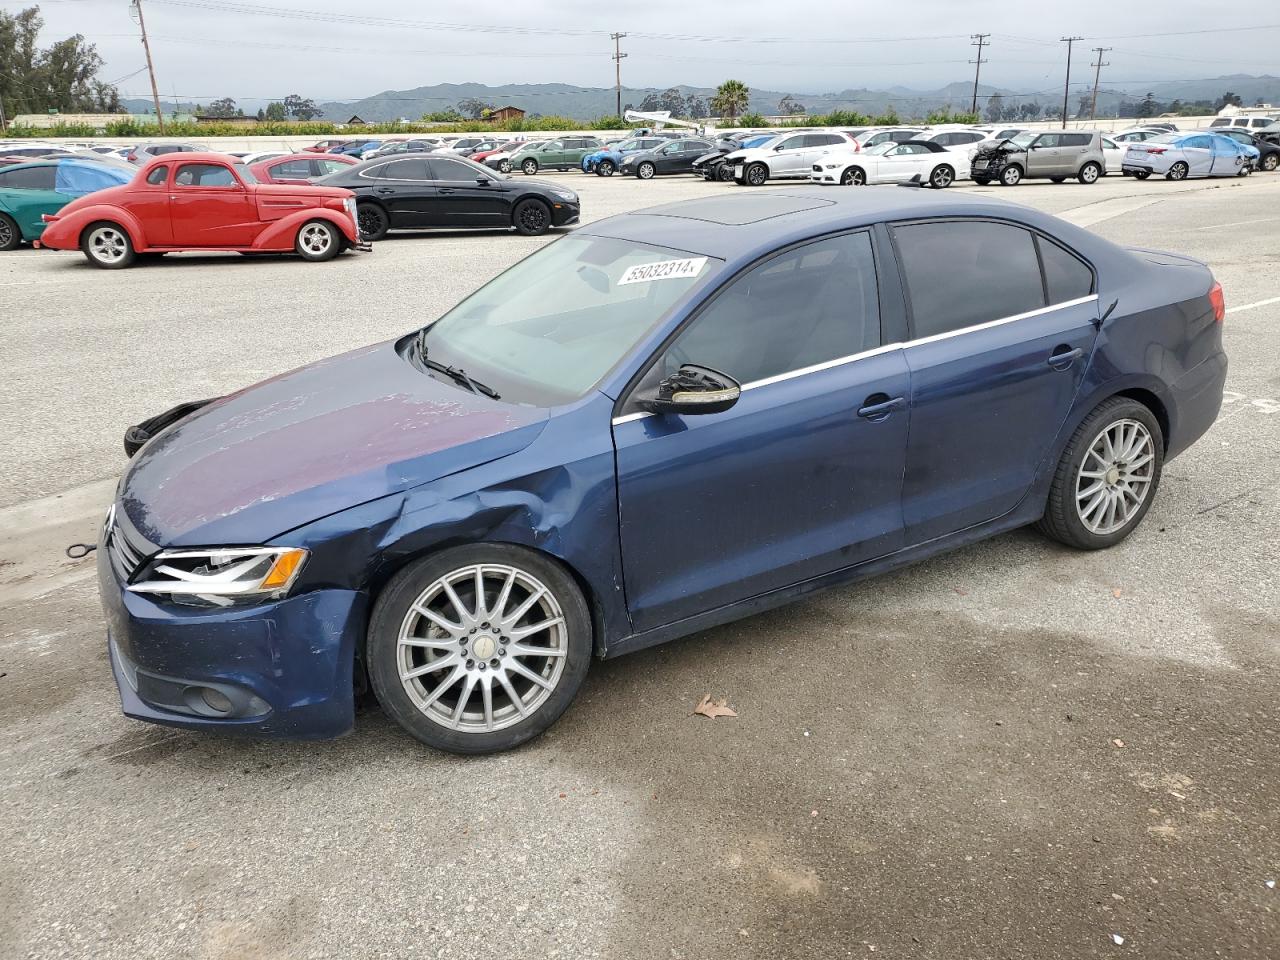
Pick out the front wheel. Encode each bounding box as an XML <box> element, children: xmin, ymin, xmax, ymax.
<box><xmin>295</xmin><ymin>219</ymin><xmax>340</xmax><ymax>262</ymax></box>
<box><xmin>1078</xmin><ymin>161</ymin><xmax>1101</xmax><ymax>184</ymax></box>
<box><xmin>513</xmin><ymin>198</ymin><xmax>551</xmax><ymax>236</ymax></box>
<box><xmin>999</xmin><ymin>164</ymin><xmax>1023</xmax><ymax>186</ymax></box>
<box><xmin>841</xmin><ymin>166</ymin><xmax>866</xmax><ymax>186</ymax></box>
<box><xmin>636</xmin><ymin>161</ymin><xmax>655</xmax><ymax>180</ymax></box>
<box><xmin>366</xmin><ymin>545</ymin><xmax>592</xmax><ymax>755</ymax></box>
<box><xmin>1167</xmin><ymin>161</ymin><xmax>1189</xmax><ymax>181</ymax></box>
<box><xmin>1036</xmin><ymin>397</ymin><xmax>1164</xmax><ymax>550</ymax></box>
<box><xmin>597</xmin><ymin>159</ymin><xmax>615</xmax><ymax>177</ymax></box>
<box><xmin>929</xmin><ymin>164</ymin><xmax>954</xmax><ymax>188</ymax></box>
<box><xmin>80</xmin><ymin>222</ymin><xmax>135</xmax><ymax>269</ymax></box>
<box><xmin>357</xmin><ymin>203</ymin><xmax>389</xmax><ymax>242</ymax></box>
<box><xmin>745</xmin><ymin>163</ymin><xmax>769</xmax><ymax>186</ymax></box>
<box><xmin>716</xmin><ymin>164</ymin><xmax>734</xmax><ymax>182</ymax></box>
<box><xmin>0</xmin><ymin>213</ymin><xmax>20</xmax><ymax>251</ymax></box>
<box><xmin>521</xmin><ymin>158</ymin><xmax>539</xmax><ymax>175</ymax></box>
<box><xmin>497</xmin><ymin>159</ymin><xmax>512</xmax><ymax>174</ymax></box>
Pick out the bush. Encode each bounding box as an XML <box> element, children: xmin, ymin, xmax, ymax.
<box><xmin>923</xmin><ymin>108</ymin><xmax>980</xmax><ymax>125</ymax></box>
<box><xmin>736</xmin><ymin>112</ymin><xmax>768</xmax><ymax>128</ymax></box>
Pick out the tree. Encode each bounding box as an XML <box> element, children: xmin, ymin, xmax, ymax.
<box><xmin>657</xmin><ymin>87</ymin><xmax>685</xmax><ymax>115</ymax></box>
<box><xmin>423</xmin><ymin>108</ymin><xmax>462</xmax><ymax>122</ymax></box>
<box><xmin>456</xmin><ymin>97</ymin><xmax>492</xmax><ymax>120</ymax></box>
<box><xmin>205</xmin><ymin>97</ymin><xmax>239</xmax><ymax>118</ymax></box>
<box><xmin>710</xmin><ymin>79</ymin><xmax>749</xmax><ymax>121</ymax></box>
<box><xmin>263</xmin><ymin>101</ymin><xmax>287</xmax><ymax>121</ymax></box>
<box><xmin>984</xmin><ymin>93</ymin><xmax>1004</xmax><ymax>124</ymax></box>
<box><xmin>777</xmin><ymin>94</ymin><xmax>805</xmax><ymax>115</ymax></box>
<box><xmin>0</xmin><ymin>6</ymin><xmax>122</xmax><ymax>120</ymax></box>
<box><xmin>1137</xmin><ymin>92</ymin><xmax>1159</xmax><ymax>119</ymax></box>
<box><xmin>1018</xmin><ymin>101</ymin><xmax>1042</xmax><ymax>121</ymax></box>
<box><xmin>1216</xmin><ymin>91</ymin><xmax>1243</xmax><ymax>110</ymax></box>
<box><xmin>685</xmin><ymin>96</ymin><xmax>708</xmax><ymax>120</ymax></box>
<box><xmin>283</xmin><ymin>93</ymin><xmax>321</xmax><ymax>120</ymax></box>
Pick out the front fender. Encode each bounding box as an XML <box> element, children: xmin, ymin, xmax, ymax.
<box><xmin>252</xmin><ymin>208</ymin><xmax>358</xmax><ymax>251</ymax></box>
<box><xmin>39</xmin><ymin>204</ymin><xmax>145</xmax><ymax>252</ymax></box>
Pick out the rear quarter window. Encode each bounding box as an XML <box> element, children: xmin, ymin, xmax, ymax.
<box><xmin>1037</xmin><ymin>238</ymin><xmax>1095</xmax><ymax>304</ymax></box>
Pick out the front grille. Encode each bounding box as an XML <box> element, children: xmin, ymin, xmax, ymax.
<box><xmin>107</xmin><ymin>507</ymin><xmax>158</xmax><ymax>584</ymax></box>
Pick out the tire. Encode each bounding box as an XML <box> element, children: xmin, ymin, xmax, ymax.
<box><xmin>999</xmin><ymin>164</ymin><xmax>1023</xmax><ymax>186</ymax></box>
<box><xmin>972</xmin><ymin>176</ymin><xmax>991</xmax><ymax>185</ymax></box>
<box><xmin>1262</xmin><ymin>153</ymin><xmax>1278</xmax><ymax>172</ymax></box>
<box><xmin>521</xmin><ymin>158</ymin><xmax>539</xmax><ymax>175</ymax></box>
<box><xmin>1035</xmin><ymin>397</ymin><xmax>1164</xmax><ymax>550</ymax></box>
<box><xmin>0</xmin><ymin>212</ymin><xmax>20</xmax><ymax>251</ymax></box>
<box><xmin>636</xmin><ymin>161</ymin><xmax>655</xmax><ymax>180</ymax></box>
<box><xmin>1167</xmin><ymin>161</ymin><xmax>1189</xmax><ymax>181</ymax></box>
<box><xmin>513</xmin><ymin>198</ymin><xmax>551</xmax><ymax>236</ymax></box>
<box><xmin>1237</xmin><ymin>164</ymin><xmax>1251</xmax><ymax>178</ymax></box>
<box><xmin>357</xmin><ymin>203</ymin><xmax>389</xmax><ymax>242</ymax></box>
<box><xmin>80</xmin><ymin>221</ymin><xmax>135</xmax><ymax>269</ymax></box>
<box><xmin>294</xmin><ymin>219</ymin><xmax>340</xmax><ymax>262</ymax></box>
<box><xmin>840</xmin><ymin>166</ymin><xmax>866</xmax><ymax>186</ymax></box>
<box><xmin>745</xmin><ymin>162</ymin><xmax>769</xmax><ymax>186</ymax></box>
<box><xmin>928</xmin><ymin>164</ymin><xmax>954</xmax><ymax>188</ymax></box>
<box><xmin>597</xmin><ymin>159</ymin><xmax>615</xmax><ymax>177</ymax></box>
<box><xmin>716</xmin><ymin>164</ymin><xmax>734</xmax><ymax>182</ymax></box>
<box><xmin>1050</xmin><ymin>176</ymin><xmax>1067</xmax><ymax>183</ymax></box>
<box><xmin>1133</xmin><ymin>169</ymin><xmax>1151</xmax><ymax>180</ymax></box>
<box><xmin>498</xmin><ymin>159</ymin><xmax>512</xmax><ymax>174</ymax></box>
<box><xmin>1078</xmin><ymin>161</ymin><xmax>1102</xmax><ymax>184</ymax></box>
<box><xmin>366</xmin><ymin>544</ymin><xmax>592</xmax><ymax>755</ymax></box>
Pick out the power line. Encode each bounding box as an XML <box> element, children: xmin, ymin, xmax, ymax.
<box><xmin>1060</xmin><ymin>36</ymin><xmax>1083</xmax><ymax>128</ymax></box>
<box><xmin>969</xmin><ymin>33</ymin><xmax>989</xmax><ymax>115</ymax></box>
<box><xmin>1089</xmin><ymin>47</ymin><xmax>1112</xmax><ymax>120</ymax></box>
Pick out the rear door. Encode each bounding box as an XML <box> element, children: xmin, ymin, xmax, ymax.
<box><xmin>169</xmin><ymin>161</ymin><xmax>258</xmax><ymax>246</ymax></box>
<box><xmin>425</xmin><ymin>156</ymin><xmax>508</xmax><ymax>226</ymax></box>
<box><xmin>889</xmin><ymin>217</ymin><xmax>1099</xmax><ymax>543</ymax></box>
<box><xmin>1181</xmin><ymin>135</ymin><xmax>1214</xmax><ymax>176</ymax></box>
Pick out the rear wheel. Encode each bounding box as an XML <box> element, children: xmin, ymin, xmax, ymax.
<box><xmin>1036</xmin><ymin>397</ymin><xmax>1164</xmax><ymax>550</ymax></box>
<box><xmin>1078</xmin><ymin>161</ymin><xmax>1101</xmax><ymax>184</ymax></box>
<box><xmin>513</xmin><ymin>198</ymin><xmax>551</xmax><ymax>236</ymax></box>
<box><xmin>0</xmin><ymin>213</ymin><xmax>19</xmax><ymax>251</ymax></box>
<box><xmin>80</xmin><ymin>222</ymin><xmax>135</xmax><ymax>269</ymax></box>
<box><xmin>929</xmin><ymin>164</ymin><xmax>954</xmax><ymax>188</ymax></box>
<box><xmin>294</xmin><ymin>219</ymin><xmax>340</xmax><ymax>262</ymax></box>
<box><xmin>357</xmin><ymin>203</ymin><xmax>389</xmax><ymax>242</ymax></box>
<box><xmin>1050</xmin><ymin>176</ymin><xmax>1067</xmax><ymax>183</ymax></box>
<box><xmin>366</xmin><ymin>545</ymin><xmax>592</xmax><ymax>755</ymax></box>
<box><xmin>1167</xmin><ymin>161</ymin><xmax>1189</xmax><ymax>181</ymax></box>
<box><xmin>1262</xmin><ymin>153</ymin><xmax>1278</xmax><ymax>172</ymax></box>
<box><xmin>999</xmin><ymin>164</ymin><xmax>1023</xmax><ymax>186</ymax></box>
<box><xmin>597</xmin><ymin>159</ymin><xmax>615</xmax><ymax>176</ymax></box>
<box><xmin>1132</xmin><ymin>169</ymin><xmax>1151</xmax><ymax>180</ymax></box>
<box><xmin>972</xmin><ymin>175</ymin><xmax>991</xmax><ymax>185</ymax></box>
<box><xmin>745</xmin><ymin>162</ymin><xmax>769</xmax><ymax>186</ymax></box>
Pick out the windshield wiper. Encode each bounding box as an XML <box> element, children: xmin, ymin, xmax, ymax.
<box><xmin>415</xmin><ymin>336</ymin><xmax>500</xmax><ymax>400</ymax></box>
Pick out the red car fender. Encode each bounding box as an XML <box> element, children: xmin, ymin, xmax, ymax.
<box><xmin>39</xmin><ymin>203</ymin><xmax>147</xmax><ymax>253</ymax></box>
<box><xmin>251</xmin><ymin>207</ymin><xmax>359</xmax><ymax>250</ymax></box>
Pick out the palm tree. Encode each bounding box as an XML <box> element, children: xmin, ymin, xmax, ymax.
<box><xmin>711</xmin><ymin>79</ymin><xmax>749</xmax><ymax>121</ymax></box>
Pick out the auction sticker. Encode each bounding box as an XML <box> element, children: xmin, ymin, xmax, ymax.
<box><xmin>618</xmin><ymin>257</ymin><xmax>708</xmax><ymax>285</ymax></box>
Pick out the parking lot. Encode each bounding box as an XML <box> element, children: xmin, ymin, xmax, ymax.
<box><xmin>2</xmin><ymin>170</ymin><xmax>1278</xmax><ymax>959</ymax></box>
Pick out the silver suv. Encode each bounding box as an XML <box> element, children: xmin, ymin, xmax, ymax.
<box><xmin>971</xmin><ymin>130</ymin><xmax>1106</xmax><ymax>186</ymax></box>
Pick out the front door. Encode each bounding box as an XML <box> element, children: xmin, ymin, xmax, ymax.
<box><xmin>369</xmin><ymin>157</ymin><xmax>439</xmax><ymax>228</ymax></box>
<box><xmin>879</xmin><ymin>143</ymin><xmax>931</xmax><ymax>182</ymax></box>
<box><xmin>1182</xmin><ymin>136</ymin><xmax>1215</xmax><ymax>176</ymax></box>
<box><xmin>168</xmin><ymin>161</ymin><xmax>258</xmax><ymax>246</ymax></box>
<box><xmin>613</xmin><ymin>230</ymin><xmax>909</xmax><ymax>632</ymax></box>
<box><xmin>1027</xmin><ymin>134</ymin><xmax>1066</xmax><ymax>176</ymax></box>
<box><xmin>767</xmin><ymin>134</ymin><xmax>810</xmax><ymax>176</ymax></box>
<box><xmin>1207</xmin><ymin>137</ymin><xmax>1243</xmax><ymax>176</ymax></box>
<box><xmin>424</xmin><ymin>156</ymin><xmax>509</xmax><ymax>227</ymax></box>
<box><xmin>889</xmin><ymin>218</ymin><xmax>1100</xmax><ymax>543</ymax></box>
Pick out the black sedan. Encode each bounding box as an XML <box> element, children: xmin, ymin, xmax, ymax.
<box><xmin>316</xmin><ymin>154</ymin><xmax>580</xmax><ymax>239</ymax></box>
<box><xmin>619</xmin><ymin>138</ymin><xmax>714</xmax><ymax>179</ymax></box>
<box><xmin>1212</xmin><ymin>128</ymin><xmax>1280</xmax><ymax>172</ymax></box>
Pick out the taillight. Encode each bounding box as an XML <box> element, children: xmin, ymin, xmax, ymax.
<box><xmin>1147</xmin><ymin>146</ymin><xmax>1167</xmax><ymax>155</ymax></box>
<box><xmin>1209</xmin><ymin>281</ymin><xmax>1225</xmax><ymax>323</ymax></box>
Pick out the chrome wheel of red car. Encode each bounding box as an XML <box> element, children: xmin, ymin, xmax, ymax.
<box><xmin>294</xmin><ymin>220</ymin><xmax>340</xmax><ymax>262</ymax></box>
<box><xmin>81</xmin><ymin>223</ymin><xmax>135</xmax><ymax>269</ymax></box>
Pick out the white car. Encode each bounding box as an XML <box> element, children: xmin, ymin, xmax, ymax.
<box><xmin>853</xmin><ymin>127</ymin><xmax>925</xmax><ymax>150</ymax></box>
<box><xmin>810</xmin><ymin>139</ymin><xmax>968</xmax><ymax>188</ymax></box>
<box><xmin>1110</xmin><ymin>128</ymin><xmax>1166</xmax><ymax>144</ymax></box>
<box><xmin>1101</xmin><ymin>136</ymin><xmax>1123</xmax><ymax>174</ymax></box>
<box><xmin>725</xmin><ymin>131</ymin><xmax>855</xmax><ymax>186</ymax></box>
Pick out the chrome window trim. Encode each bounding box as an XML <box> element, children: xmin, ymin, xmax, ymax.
<box><xmin>609</xmin><ymin>294</ymin><xmax>1099</xmax><ymax>427</ymax></box>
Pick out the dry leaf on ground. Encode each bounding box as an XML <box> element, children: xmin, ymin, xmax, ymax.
<box><xmin>693</xmin><ymin>694</ymin><xmax>738</xmax><ymax>719</ymax></box>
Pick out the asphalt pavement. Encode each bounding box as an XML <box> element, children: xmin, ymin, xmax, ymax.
<box><xmin>1</xmin><ymin>169</ymin><xmax>1278</xmax><ymax>960</ymax></box>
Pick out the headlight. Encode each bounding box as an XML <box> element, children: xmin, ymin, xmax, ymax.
<box><xmin>823</xmin><ymin>163</ymin><xmax>840</xmax><ymax>169</ymax></box>
<box><xmin>551</xmin><ymin>188</ymin><xmax>577</xmax><ymax>201</ymax></box>
<box><xmin>128</xmin><ymin>547</ymin><xmax>308</xmax><ymax>604</ymax></box>
<box><xmin>344</xmin><ymin>197</ymin><xmax>357</xmax><ymax>222</ymax></box>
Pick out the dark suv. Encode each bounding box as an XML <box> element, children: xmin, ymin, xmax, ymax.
<box><xmin>972</xmin><ymin>130</ymin><xmax>1106</xmax><ymax>186</ymax></box>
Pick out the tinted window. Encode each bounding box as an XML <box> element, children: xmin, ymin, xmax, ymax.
<box><xmin>430</xmin><ymin>157</ymin><xmax>483</xmax><ymax>181</ymax></box>
<box><xmin>1060</xmin><ymin>133</ymin><xmax>1092</xmax><ymax>147</ymax></box>
<box><xmin>174</xmin><ymin>163</ymin><xmax>236</xmax><ymax>187</ymax></box>
<box><xmin>892</xmin><ymin>143</ymin><xmax>929</xmax><ymax>155</ymax></box>
<box><xmin>656</xmin><ymin>231</ymin><xmax>880</xmax><ymax>385</ymax></box>
<box><xmin>776</xmin><ymin>136</ymin><xmax>805</xmax><ymax>151</ymax></box>
<box><xmin>381</xmin><ymin>158</ymin><xmax>432</xmax><ymax>180</ymax></box>
<box><xmin>0</xmin><ymin>165</ymin><xmax>55</xmax><ymax>189</ymax></box>
<box><xmin>889</xmin><ymin>130</ymin><xmax>917</xmax><ymax>142</ymax></box>
<box><xmin>953</xmin><ymin>131</ymin><xmax>985</xmax><ymax>144</ymax></box>
<box><xmin>1037</xmin><ymin>237</ymin><xmax>1094</xmax><ymax>304</ymax></box>
<box><xmin>152</xmin><ymin>145</ymin><xmax>183</xmax><ymax>155</ymax></box>
<box><xmin>273</xmin><ymin>159</ymin><xmax>313</xmax><ymax>179</ymax></box>
<box><xmin>317</xmin><ymin>159</ymin><xmax>349</xmax><ymax>175</ymax></box>
<box><xmin>894</xmin><ymin>220</ymin><xmax>1045</xmax><ymax>338</ymax></box>
<box><xmin>145</xmin><ymin>165</ymin><xmax>168</xmax><ymax>185</ymax></box>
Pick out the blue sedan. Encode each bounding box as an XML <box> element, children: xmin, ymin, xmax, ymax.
<box><xmin>1122</xmin><ymin>132</ymin><xmax>1258</xmax><ymax>180</ymax></box>
<box><xmin>582</xmin><ymin>136</ymin><xmax>665</xmax><ymax>176</ymax></box>
<box><xmin>100</xmin><ymin>190</ymin><xmax>1227</xmax><ymax>753</ymax></box>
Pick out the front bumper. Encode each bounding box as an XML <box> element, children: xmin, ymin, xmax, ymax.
<box><xmin>550</xmin><ymin>200</ymin><xmax>581</xmax><ymax>227</ymax></box>
<box><xmin>99</xmin><ymin>546</ymin><xmax>365</xmax><ymax>739</ymax></box>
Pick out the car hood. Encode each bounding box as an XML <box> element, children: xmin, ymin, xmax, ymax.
<box><xmin>973</xmin><ymin>141</ymin><xmax>1025</xmax><ymax>158</ymax></box>
<box><xmin>119</xmin><ymin>341</ymin><xmax>549</xmax><ymax>547</ymax></box>
<box><xmin>722</xmin><ymin>148</ymin><xmax>767</xmax><ymax>163</ymax></box>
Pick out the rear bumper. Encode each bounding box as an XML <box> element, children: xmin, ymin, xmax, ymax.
<box><xmin>1167</xmin><ymin>349</ymin><xmax>1228</xmax><ymax>461</ymax></box>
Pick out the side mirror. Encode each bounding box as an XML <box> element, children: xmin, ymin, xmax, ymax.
<box><xmin>1030</xmin><ymin>143</ymin><xmax>1043</xmax><ymax>150</ymax></box>
<box><xmin>637</xmin><ymin>365</ymin><xmax>741</xmax><ymax>417</ymax></box>
<box><xmin>475</xmin><ymin>176</ymin><xmax>489</xmax><ymax>185</ymax></box>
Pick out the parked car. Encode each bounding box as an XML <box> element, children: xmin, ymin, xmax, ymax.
<box><xmin>98</xmin><ymin>188</ymin><xmax>1226</xmax><ymax>753</ymax></box>
<box><xmin>619</xmin><ymin>138</ymin><xmax>715</xmax><ymax>179</ymax></box>
<box><xmin>1110</xmin><ymin>128</ymin><xmax>1166</xmax><ymax>144</ymax></box>
<box><xmin>508</xmin><ymin>137</ymin><xmax>604</xmax><ymax>174</ymax></box>
<box><xmin>726</xmin><ymin>131</ymin><xmax>855</xmax><ymax>185</ymax></box>
<box><xmin>916</xmin><ymin>128</ymin><xmax>988</xmax><ymax>153</ymax></box>
<box><xmin>480</xmin><ymin>142</ymin><xmax>540</xmax><ymax>174</ymax></box>
<box><xmin>305</xmin><ymin>139</ymin><xmax>354</xmax><ymax>153</ymax></box>
<box><xmin>809</xmin><ymin>139</ymin><xmax>966</xmax><ymax>188</ymax></box>
<box><xmin>470</xmin><ymin>141</ymin><xmax>525</xmax><ymax>166</ymax></box>
<box><xmin>971</xmin><ymin>130</ymin><xmax>1106</xmax><ymax>186</ymax></box>
<box><xmin>1209</xmin><ymin>115</ymin><xmax>1279</xmax><ymax>131</ymax></box>
<box><xmin>854</xmin><ymin>128</ymin><xmax>925</xmax><ymax>149</ymax></box>
<box><xmin>436</xmin><ymin>137</ymin><xmax>503</xmax><ymax>157</ymax></box>
<box><xmin>316</xmin><ymin>154</ymin><xmax>579</xmax><ymax>240</ymax></box>
<box><xmin>0</xmin><ymin>158</ymin><xmax>133</xmax><ymax>251</ymax></box>
<box><xmin>1143</xmin><ymin>122</ymin><xmax>1179</xmax><ymax>132</ymax></box>
<box><xmin>330</xmin><ymin>140</ymin><xmax>379</xmax><ymax>157</ymax></box>
<box><xmin>237</xmin><ymin>151</ymin><xmax>292</xmax><ymax>165</ymax></box>
<box><xmin>250</xmin><ymin>152</ymin><xmax>358</xmax><ymax>185</ymax></box>
<box><xmin>693</xmin><ymin>134</ymin><xmax>775</xmax><ymax>181</ymax></box>
<box><xmin>0</xmin><ymin>143</ymin><xmax>74</xmax><ymax>160</ymax></box>
<box><xmin>38</xmin><ymin>152</ymin><xmax>363</xmax><ymax>267</ymax></box>
<box><xmin>126</xmin><ymin>143</ymin><xmax>202</xmax><ymax>164</ymax></box>
<box><xmin>582</xmin><ymin>137</ymin><xmax>665</xmax><ymax>176</ymax></box>
<box><xmin>1122</xmin><ymin>132</ymin><xmax>1257</xmax><ymax>180</ymax></box>
<box><xmin>1101</xmin><ymin>136</ymin><xmax>1124</xmax><ymax>174</ymax></box>
<box><xmin>365</xmin><ymin>139</ymin><xmax>441</xmax><ymax>160</ymax></box>
<box><xmin>1209</xmin><ymin>128</ymin><xmax>1280</xmax><ymax>172</ymax></box>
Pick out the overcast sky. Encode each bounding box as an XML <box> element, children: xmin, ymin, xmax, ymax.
<box><xmin>11</xmin><ymin>0</ymin><xmax>1279</xmax><ymax>107</ymax></box>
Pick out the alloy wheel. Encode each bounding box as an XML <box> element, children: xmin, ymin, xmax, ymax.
<box><xmin>637</xmin><ymin>162</ymin><xmax>655</xmax><ymax>179</ymax></box>
<box><xmin>931</xmin><ymin>165</ymin><xmax>953</xmax><ymax>188</ymax></box>
<box><xmin>88</xmin><ymin>226</ymin><xmax>127</xmax><ymax>265</ymax></box>
<box><xmin>1074</xmin><ymin>419</ymin><xmax>1155</xmax><ymax>536</ymax></box>
<box><xmin>396</xmin><ymin>564</ymin><xmax>568</xmax><ymax>733</ymax></box>
<box><xmin>841</xmin><ymin>167</ymin><xmax>865</xmax><ymax>186</ymax></box>
<box><xmin>518</xmin><ymin>203</ymin><xmax>547</xmax><ymax>233</ymax></box>
<box><xmin>298</xmin><ymin>223</ymin><xmax>332</xmax><ymax>256</ymax></box>
<box><xmin>0</xmin><ymin>217</ymin><xmax>14</xmax><ymax>249</ymax></box>
<box><xmin>1168</xmin><ymin>161</ymin><xmax>1188</xmax><ymax>181</ymax></box>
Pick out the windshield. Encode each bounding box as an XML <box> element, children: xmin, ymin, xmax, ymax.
<box><xmin>865</xmin><ymin>142</ymin><xmax>896</xmax><ymax>155</ymax></box>
<box><xmin>419</xmin><ymin>235</ymin><xmax>720</xmax><ymax>406</ymax></box>
<box><xmin>1007</xmin><ymin>132</ymin><xmax>1037</xmax><ymax>148</ymax></box>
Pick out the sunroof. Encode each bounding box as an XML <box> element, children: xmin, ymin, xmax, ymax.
<box><xmin>641</xmin><ymin>194</ymin><xmax>836</xmax><ymax>226</ymax></box>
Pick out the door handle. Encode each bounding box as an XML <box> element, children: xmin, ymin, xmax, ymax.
<box><xmin>374</xmin><ymin>187</ymin><xmax>395</xmax><ymax>195</ymax></box>
<box><xmin>1047</xmin><ymin>346</ymin><xmax>1084</xmax><ymax>370</ymax></box>
<box><xmin>439</xmin><ymin>188</ymin><xmax>455</xmax><ymax>194</ymax></box>
<box><xmin>857</xmin><ymin>395</ymin><xmax>906</xmax><ymax>420</ymax></box>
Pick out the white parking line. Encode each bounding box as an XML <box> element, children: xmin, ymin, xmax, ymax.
<box><xmin>1226</xmin><ymin>295</ymin><xmax>1280</xmax><ymax>315</ymax></box>
<box><xmin>1194</xmin><ymin>217</ymin><xmax>1280</xmax><ymax>230</ymax></box>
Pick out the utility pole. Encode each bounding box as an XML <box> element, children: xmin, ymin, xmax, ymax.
<box><xmin>1060</xmin><ymin>36</ymin><xmax>1083</xmax><ymax>129</ymax></box>
<box><xmin>131</xmin><ymin>0</ymin><xmax>165</xmax><ymax>134</ymax></box>
<box><xmin>1089</xmin><ymin>47</ymin><xmax>1111</xmax><ymax>121</ymax></box>
<box><xmin>610</xmin><ymin>33</ymin><xmax>627</xmax><ymax>119</ymax></box>
<box><xmin>969</xmin><ymin>34</ymin><xmax>990</xmax><ymax>116</ymax></box>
